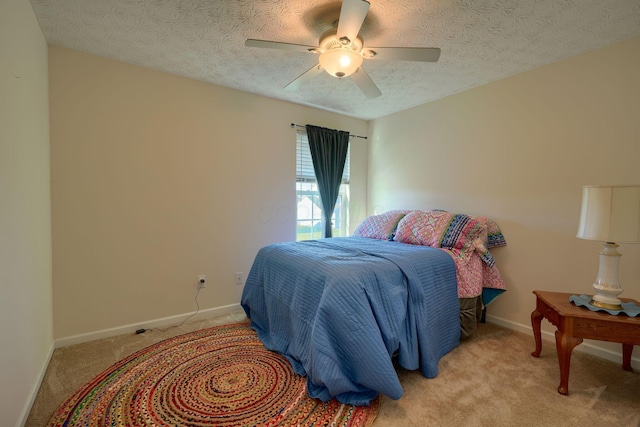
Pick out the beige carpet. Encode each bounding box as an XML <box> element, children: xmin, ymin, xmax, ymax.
<box><xmin>27</xmin><ymin>313</ymin><xmax>640</xmax><ymax>427</ymax></box>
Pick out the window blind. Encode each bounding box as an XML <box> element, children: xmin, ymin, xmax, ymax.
<box><xmin>296</xmin><ymin>131</ymin><xmax>350</xmax><ymax>184</ymax></box>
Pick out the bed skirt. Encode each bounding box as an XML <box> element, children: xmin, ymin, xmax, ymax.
<box><xmin>460</xmin><ymin>296</ymin><xmax>483</xmax><ymax>339</ymax></box>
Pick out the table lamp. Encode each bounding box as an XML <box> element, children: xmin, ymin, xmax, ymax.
<box><xmin>576</xmin><ymin>185</ymin><xmax>640</xmax><ymax>310</ymax></box>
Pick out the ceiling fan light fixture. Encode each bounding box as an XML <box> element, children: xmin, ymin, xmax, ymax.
<box><xmin>319</xmin><ymin>48</ymin><xmax>363</xmax><ymax>78</ymax></box>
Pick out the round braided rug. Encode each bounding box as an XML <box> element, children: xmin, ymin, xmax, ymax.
<box><xmin>48</xmin><ymin>321</ymin><xmax>379</xmax><ymax>427</ymax></box>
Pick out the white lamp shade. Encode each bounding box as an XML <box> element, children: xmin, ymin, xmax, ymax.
<box><xmin>577</xmin><ymin>185</ymin><xmax>640</xmax><ymax>243</ymax></box>
<box><xmin>319</xmin><ymin>48</ymin><xmax>363</xmax><ymax>78</ymax></box>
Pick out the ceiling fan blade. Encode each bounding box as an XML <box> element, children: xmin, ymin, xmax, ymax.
<box><xmin>336</xmin><ymin>0</ymin><xmax>370</xmax><ymax>43</ymax></box>
<box><xmin>350</xmin><ymin>67</ymin><xmax>381</xmax><ymax>99</ymax></box>
<box><xmin>364</xmin><ymin>47</ymin><xmax>441</xmax><ymax>62</ymax></box>
<box><xmin>245</xmin><ymin>39</ymin><xmax>317</xmax><ymax>53</ymax></box>
<box><xmin>284</xmin><ymin>64</ymin><xmax>325</xmax><ymax>91</ymax></box>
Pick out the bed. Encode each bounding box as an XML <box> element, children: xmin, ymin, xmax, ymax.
<box><xmin>241</xmin><ymin>210</ymin><xmax>506</xmax><ymax>406</ymax></box>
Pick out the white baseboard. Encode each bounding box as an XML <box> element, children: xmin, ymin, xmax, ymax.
<box><xmin>486</xmin><ymin>314</ymin><xmax>640</xmax><ymax>371</ymax></box>
<box><xmin>54</xmin><ymin>303</ymin><xmax>245</xmax><ymax>348</ymax></box>
<box><xmin>18</xmin><ymin>341</ymin><xmax>55</xmax><ymax>427</ymax></box>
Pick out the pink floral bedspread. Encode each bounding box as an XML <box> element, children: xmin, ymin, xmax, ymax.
<box><xmin>441</xmin><ymin>248</ymin><xmax>506</xmax><ymax>299</ymax></box>
<box><xmin>353</xmin><ymin>209</ymin><xmax>508</xmax><ymax>301</ymax></box>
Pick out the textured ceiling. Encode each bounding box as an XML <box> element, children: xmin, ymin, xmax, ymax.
<box><xmin>31</xmin><ymin>0</ymin><xmax>640</xmax><ymax>120</ymax></box>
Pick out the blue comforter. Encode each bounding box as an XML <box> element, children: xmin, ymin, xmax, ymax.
<box><xmin>240</xmin><ymin>237</ymin><xmax>460</xmax><ymax>406</ymax></box>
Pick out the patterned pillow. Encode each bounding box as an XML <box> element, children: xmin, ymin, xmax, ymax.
<box><xmin>439</xmin><ymin>213</ymin><xmax>484</xmax><ymax>252</ymax></box>
<box><xmin>393</xmin><ymin>210</ymin><xmax>454</xmax><ymax>247</ymax></box>
<box><xmin>471</xmin><ymin>216</ymin><xmax>507</xmax><ymax>248</ymax></box>
<box><xmin>352</xmin><ymin>210</ymin><xmax>410</xmax><ymax>240</ymax></box>
<box><xmin>441</xmin><ymin>213</ymin><xmax>490</xmax><ymax>264</ymax></box>
<box><xmin>395</xmin><ymin>210</ymin><xmax>489</xmax><ymax>263</ymax></box>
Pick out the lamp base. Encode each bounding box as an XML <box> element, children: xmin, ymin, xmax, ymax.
<box><xmin>590</xmin><ymin>242</ymin><xmax>624</xmax><ymax>311</ymax></box>
<box><xmin>589</xmin><ymin>298</ymin><xmax>622</xmax><ymax>311</ymax></box>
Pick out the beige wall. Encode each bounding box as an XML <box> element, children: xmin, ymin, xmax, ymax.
<box><xmin>49</xmin><ymin>46</ymin><xmax>368</xmax><ymax>340</ymax></box>
<box><xmin>369</xmin><ymin>37</ymin><xmax>640</xmax><ymax>363</ymax></box>
<box><xmin>0</xmin><ymin>0</ymin><xmax>53</xmax><ymax>425</ymax></box>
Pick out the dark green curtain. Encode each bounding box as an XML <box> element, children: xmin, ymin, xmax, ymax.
<box><xmin>306</xmin><ymin>124</ymin><xmax>349</xmax><ymax>238</ymax></box>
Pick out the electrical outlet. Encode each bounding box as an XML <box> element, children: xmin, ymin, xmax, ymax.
<box><xmin>235</xmin><ymin>272</ymin><xmax>244</xmax><ymax>286</ymax></box>
<box><xmin>197</xmin><ymin>275</ymin><xmax>206</xmax><ymax>288</ymax></box>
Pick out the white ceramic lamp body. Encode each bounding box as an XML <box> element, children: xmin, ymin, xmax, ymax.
<box><xmin>591</xmin><ymin>243</ymin><xmax>623</xmax><ymax>308</ymax></box>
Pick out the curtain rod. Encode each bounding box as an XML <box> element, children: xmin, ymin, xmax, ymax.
<box><xmin>290</xmin><ymin>123</ymin><xmax>367</xmax><ymax>140</ymax></box>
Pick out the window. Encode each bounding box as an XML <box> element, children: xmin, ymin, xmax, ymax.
<box><xmin>295</xmin><ymin>131</ymin><xmax>350</xmax><ymax>241</ymax></box>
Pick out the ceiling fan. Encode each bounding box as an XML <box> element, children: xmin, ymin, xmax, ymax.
<box><xmin>245</xmin><ymin>0</ymin><xmax>441</xmax><ymax>99</ymax></box>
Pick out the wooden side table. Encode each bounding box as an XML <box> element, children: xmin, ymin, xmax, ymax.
<box><xmin>531</xmin><ymin>290</ymin><xmax>640</xmax><ymax>395</ymax></box>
